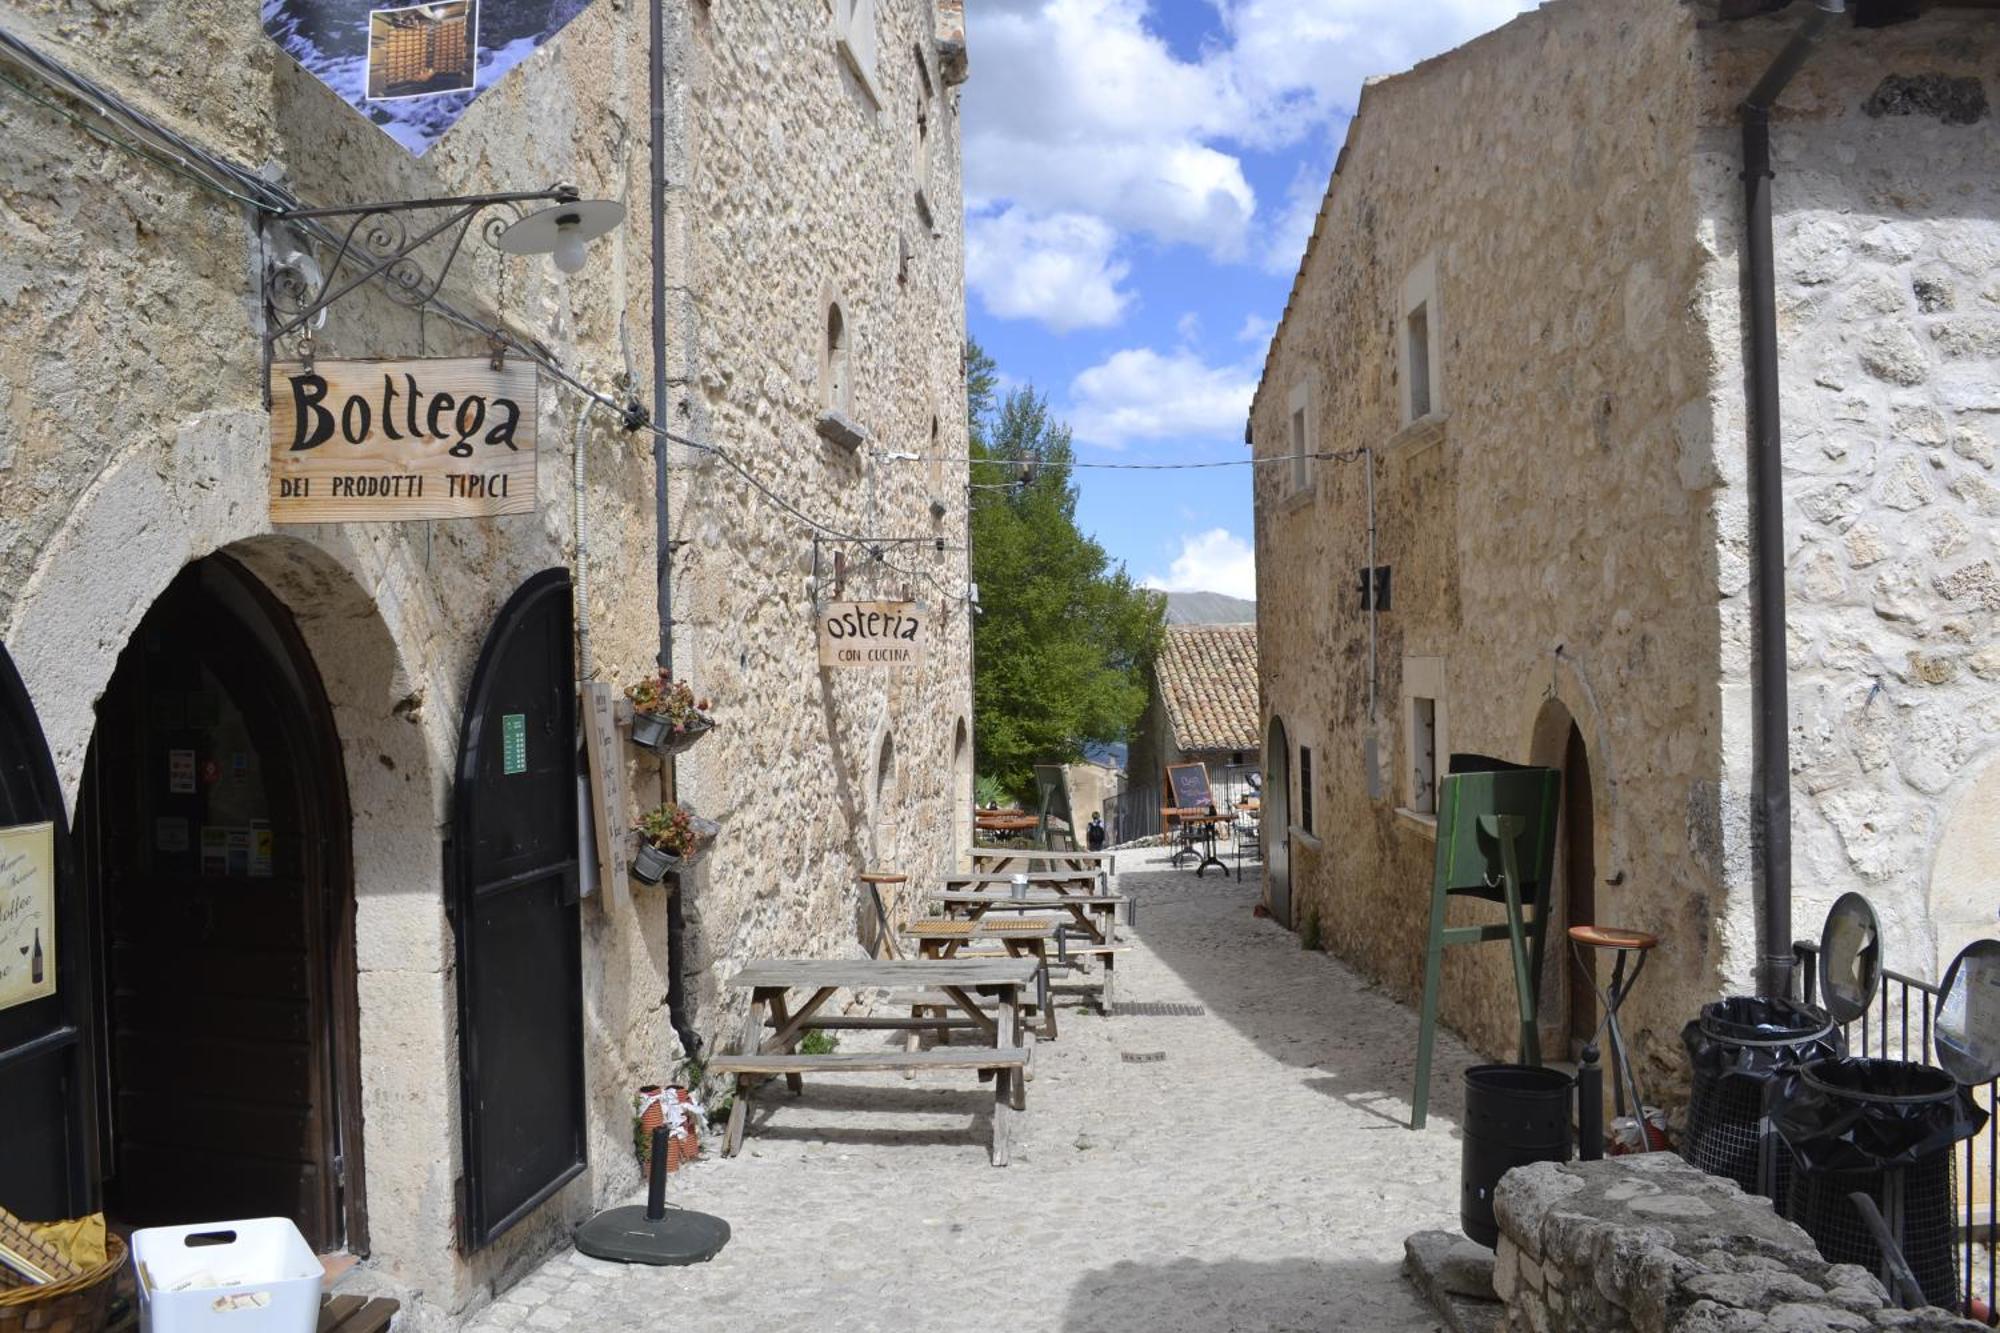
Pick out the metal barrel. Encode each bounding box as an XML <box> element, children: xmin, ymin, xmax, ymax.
<box><xmin>1460</xmin><ymin>1063</ymin><xmax>1574</xmax><ymax>1248</ymax></box>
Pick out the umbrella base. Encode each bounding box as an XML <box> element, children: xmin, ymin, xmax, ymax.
<box><xmin>574</xmin><ymin>1204</ymin><xmax>731</xmax><ymax>1266</ymax></box>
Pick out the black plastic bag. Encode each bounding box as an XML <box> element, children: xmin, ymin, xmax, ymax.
<box><xmin>1770</xmin><ymin>1057</ymin><xmax>1989</xmax><ymax>1173</ymax></box>
<box><xmin>1682</xmin><ymin>996</ymin><xmax>1843</xmax><ymax>1080</ymax></box>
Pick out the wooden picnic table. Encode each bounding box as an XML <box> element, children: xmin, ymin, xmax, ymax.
<box><xmin>901</xmin><ymin>917</ymin><xmax>1060</xmax><ymax>1039</ymax></box>
<box><xmin>944</xmin><ymin>870</ymin><xmax>1099</xmax><ymax>893</ymax></box>
<box><xmin>713</xmin><ymin>957</ymin><xmax>1038</xmax><ymax>1165</ymax></box>
<box><xmin>931</xmin><ymin>891</ymin><xmax>1128</xmax><ymax>1009</ymax></box>
<box><xmin>973</xmin><ymin>847</ymin><xmax>1116</xmax><ymax>877</ymax></box>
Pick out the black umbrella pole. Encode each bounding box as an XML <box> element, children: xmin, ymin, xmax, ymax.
<box><xmin>646</xmin><ymin>1126</ymin><xmax>670</xmax><ymax>1221</ymax></box>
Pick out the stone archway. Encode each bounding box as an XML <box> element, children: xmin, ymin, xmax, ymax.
<box><xmin>1530</xmin><ymin>695</ymin><xmax>1601</xmax><ymax>1056</ymax></box>
<box><xmin>2</xmin><ymin>420</ymin><xmax>461</xmax><ymax>1292</ymax></box>
<box><xmin>1264</xmin><ymin>715</ymin><xmax>1292</xmax><ymax>928</ymax></box>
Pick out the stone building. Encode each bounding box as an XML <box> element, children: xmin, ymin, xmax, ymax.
<box><xmin>1251</xmin><ymin>0</ymin><xmax>2000</xmax><ymax>1098</ymax></box>
<box><xmin>1128</xmin><ymin>622</ymin><xmax>1262</xmax><ymax>829</ymax></box>
<box><xmin>0</xmin><ymin>0</ymin><xmax>970</xmax><ymax>1321</ymax></box>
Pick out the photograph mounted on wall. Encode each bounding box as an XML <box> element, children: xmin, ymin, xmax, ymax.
<box><xmin>263</xmin><ymin>0</ymin><xmax>599</xmax><ymax>154</ymax></box>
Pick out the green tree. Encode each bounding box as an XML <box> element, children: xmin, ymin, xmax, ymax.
<box><xmin>966</xmin><ymin>341</ymin><xmax>1164</xmax><ymax>801</ymax></box>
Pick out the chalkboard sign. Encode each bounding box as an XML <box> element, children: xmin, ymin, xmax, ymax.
<box><xmin>1166</xmin><ymin>763</ymin><xmax>1214</xmax><ymax>812</ymax></box>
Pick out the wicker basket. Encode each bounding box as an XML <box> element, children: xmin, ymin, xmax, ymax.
<box><xmin>0</xmin><ymin>1231</ymin><xmax>127</xmax><ymax>1333</ymax></box>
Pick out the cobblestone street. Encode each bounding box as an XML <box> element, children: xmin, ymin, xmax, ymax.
<box><xmin>460</xmin><ymin>848</ymin><xmax>1477</xmax><ymax>1332</ymax></box>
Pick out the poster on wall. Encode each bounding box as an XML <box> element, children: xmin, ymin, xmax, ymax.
<box><xmin>263</xmin><ymin>0</ymin><xmax>601</xmax><ymax>155</ymax></box>
<box><xmin>816</xmin><ymin>601</ymin><xmax>928</xmax><ymax>669</ymax></box>
<box><xmin>0</xmin><ymin>822</ymin><xmax>56</xmax><ymax>1012</ymax></box>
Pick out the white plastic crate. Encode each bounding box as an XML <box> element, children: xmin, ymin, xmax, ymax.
<box><xmin>131</xmin><ymin>1218</ymin><xmax>322</xmax><ymax>1333</ymax></box>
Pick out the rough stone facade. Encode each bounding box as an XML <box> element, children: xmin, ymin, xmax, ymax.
<box><xmin>0</xmin><ymin>0</ymin><xmax>968</xmax><ymax>1323</ymax></box>
<box><xmin>1250</xmin><ymin>0</ymin><xmax>2000</xmax><ymax>1101</ymax></box>
<box><xmin>1491</xmin><ymin>1155</ymin><xmax>1980</xmax><ymax>1332</ymax></box>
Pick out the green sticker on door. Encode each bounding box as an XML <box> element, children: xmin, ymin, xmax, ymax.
<box><xmin>502</xmin><ymin>713</ymin><xmax>528</xmax><ymax>775</ymax></box>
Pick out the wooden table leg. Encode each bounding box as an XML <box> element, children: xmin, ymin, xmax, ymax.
<box><xmin>724</xmin><ymin>989</ymin><xmax>772</xmax><ymax>1156</ymax></box>
<box><xmin>1022</xmin><ymin>939</ymin><xmax>1056</xmax><ymax>1040</ymax></box>
<box><xmin>767</xmin><ymin>992</ymin><xmax>806</xmax><ymax>1095</ymax></box>
<box><xmin>992</xmin><ymin>984</ymin><xmax>1020</xmax><ymax>1165</ymax></box>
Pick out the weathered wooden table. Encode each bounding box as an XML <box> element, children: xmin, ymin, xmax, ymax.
<box><xmin>931</xmin><ymin>891</ymin><xmax>1129</xmax><ymax>1010</ymax></box>
<box><xmin>972</xmin><ymin>847</ymin><xmax>1116</xmax><ymax>881</ymax></box>
<box><xmin>943</xmin><ymin>869</ymin><xmax>1100</xmax><ymax>894</ymax></box>
<box><xmin>712</xmin><ymin>957</ymin><xmax>1037</xmax><ymax>1165</ymax></box>
<box><xmin>901</xmin><ymin>917</ymin><xmax>1059</xmax><ymax>1039</ymax></box>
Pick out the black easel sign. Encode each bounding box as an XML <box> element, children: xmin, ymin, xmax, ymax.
<box><xmin>1166</xmin><ymin>763</ymin><xmax>1214</xmax><ymax>811</ymax></box>
<box><xmin>0</xmin><ymin>821</ymin><xmax>55</xmax><ymax>1012</ymax></box>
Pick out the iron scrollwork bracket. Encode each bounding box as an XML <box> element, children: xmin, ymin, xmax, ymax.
<box><xmin>258</xmin><ymin>184</ymin><xmax>576</xmax><ymax>403</ymax></box>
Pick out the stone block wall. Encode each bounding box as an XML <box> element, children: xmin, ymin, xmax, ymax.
<box><xmin>1492</xmin><ymin>1155</ymin><xmax>1980</xmax><ymax>1332</ymax></box>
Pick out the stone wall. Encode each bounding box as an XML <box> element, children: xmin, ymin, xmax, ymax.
<box><xmin>1250</xmin><ymin>0</ymin><xmax>1723</xmax><ymax>1082</ymax></box>
<box><xmin>1491</xmin><ymin>1155</ymin><xmax>1979</xmax><ymax>1332</ymax></box>
<box><xmin>1689</xmin><ymin>11</ymin><xmax>2000</xmax><ymax>1000</ymax></box>
<box><xmin>0</xmin><ymin>0</ymin><xmax>968</xmax><ymax>1319</ymax></box>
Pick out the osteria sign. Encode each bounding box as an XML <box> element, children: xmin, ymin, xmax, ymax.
<box><xmin>269</xmin><ymin>357</ymin><xmax>536</xmax><ymax>522</ymax></box>
<box><xmin>816</xmin><ymin>601</ymin><xmax>928</xmax><ymax>669</ymax></box>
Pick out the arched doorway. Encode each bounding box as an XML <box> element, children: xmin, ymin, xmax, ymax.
<box><xmin>1265</xmin><ymin>716</ymin><xmax>1292</xmax><ymax>928</ymax></box>
<box><xmin>1531</xmin><ymin>698</ymin><xmax>1597</xmax><ymax>1052</ymax></box>
<box><xmin>78</xmin><ymin>554</ymin><xmax>359</xmax><ymax>1251</ymax></box>
<box><xmin>951</xmin><ymin>717</ymin><xmax>972</xmax><ymax>869</ymax></box>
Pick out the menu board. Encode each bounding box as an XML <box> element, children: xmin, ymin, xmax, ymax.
<box><xmin>0</xmin><ymin>822</ymin><xmax>55</xmax><ymax>1012</ymax></box>
<box><xmin>1167</xmin><ymin>763</ymin><xmax>1214</xmax><ymax>812</ymax></box>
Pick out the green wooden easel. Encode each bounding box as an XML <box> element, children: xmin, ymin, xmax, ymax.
<box><xmin>1409</xmin><ymin>761</ymin><xmax>1561</xmax><ymax>1130</ymax></box>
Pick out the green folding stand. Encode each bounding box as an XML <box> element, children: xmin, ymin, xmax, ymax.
<box><xmin>1409</xmin><ymin>763</ymin><xmax>1560</xmax><ymax>1130</ymax></box>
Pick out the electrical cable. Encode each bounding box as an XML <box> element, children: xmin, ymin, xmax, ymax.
<box><xmin>891</xmin><ymin>448</ymin><xmax>1371</xmax><ymax>470</ymax></box>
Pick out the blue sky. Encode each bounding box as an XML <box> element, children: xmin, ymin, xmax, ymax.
<box><xmin>959</xmin><ymin>0</ymin><xmax>1535</xmax><ymax>599</ymax></box>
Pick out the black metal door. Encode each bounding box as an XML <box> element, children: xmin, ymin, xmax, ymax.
<box><xmin>450</xmin><ymin>569</ymin><xmax>584</xmax><ymax>1249</ymax></box>
<box><xmin>0</xmin><ymin>642</ymin><xmax>97</xmax><ymax>1220</ymax></box>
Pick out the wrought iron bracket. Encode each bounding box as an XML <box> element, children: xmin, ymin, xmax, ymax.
<box><xmin>258</xmin><ymin>184</ymin><xmax>577</xmax><ymax>403</ymax></box>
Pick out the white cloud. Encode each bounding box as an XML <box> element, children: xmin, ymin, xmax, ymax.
<box><xmin>966</xmin><ymin>207</ymin><xmax>1133</xmax><ymax>332</ymax></box>
<box><xmin>1067</xmin><ymin>346</ymin><xmax>1256</xmax><ymax>448</ymax></box>
<box><xmin>1144</xmin><ymin>528</ymin><xmax>1258</xmax><ymax>600</ymax></box>
<box><xmin>1176</xmin><ymin>312</ymin><xmax>1202</xmax><ymax>343</ymax></box>
<box><xmin>1235</xmin><ymin>312</ymin><xmax>1276</xmax><ymax>345</ymax></box>
<box><xmin>964</xmin><ymin>0</ymin><xmax>1536</xmax><ymax>262</ymax></box>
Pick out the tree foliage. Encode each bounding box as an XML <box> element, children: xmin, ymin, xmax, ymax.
<box><xmin>966</xmin><ymin>340</ymin><xmax>1164</xmax><ymax>800</ymax></box>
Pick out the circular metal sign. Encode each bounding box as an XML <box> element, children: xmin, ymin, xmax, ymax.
<box><xmin>1818</xmin><ymin>891</ymin><xmax>1882</xmax><ymax>1025</ymax></box>
<box><xmin>1936</xmin><ymin>939</ymin><xmax>2000</xmax><ymax>1088</ymax></box>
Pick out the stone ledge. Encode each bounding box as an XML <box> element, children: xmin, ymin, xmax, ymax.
<box><xmin>1406</xmin><ymin>1230</ymin><xmax>1506</xmax><ymax>1333</ymax></box>
<box><xmin>1491</xmin><ymin>1156</ymin><xmax>1982</xmax><ymax>1332</ymax></box>
<box><xmin>815</xmin><ymin>410</ymin><xmax>868</xmax><ymax>452</ymax></box>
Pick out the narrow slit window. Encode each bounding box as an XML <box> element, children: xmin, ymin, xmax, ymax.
<box><xmin>1407</xmin><ymin>302</ymin><xmax>1432</xmax><ymax>420</ymax></box>
<box><xmin>1298</xmin><ymin>745</ymin><xmax>1314</xmax><ymax>835</ymax></box>
<box><xmin>824</xmin><ymin>302</ymin><xmax>849</xmax><ymax>413</ymax></box>
<box><xmin>1412</xmin><ymin>696</ymin><xmax>1438</xmax><ymax>816</ymax></box>
<box><xmin>1290</xmin><ymin>406</ymin><xmax>1308</xmax><ymax>492</ymax></box>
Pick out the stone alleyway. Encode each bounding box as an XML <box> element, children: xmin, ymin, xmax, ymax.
<box><xmin>460</xmin><ymin>848</ymin><xmax>1480</xmax><ymax>1332</ymax></box>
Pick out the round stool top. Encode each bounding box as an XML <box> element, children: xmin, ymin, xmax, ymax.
<box><xmin>859</xmin><ymin>872</ymin><xmax>907</xmax><ymax>885</ymax></box>
<box><xmin>1568</xmin><ymin>924</ymin><xmax>1659</xmax><ymax>952</ymax></box>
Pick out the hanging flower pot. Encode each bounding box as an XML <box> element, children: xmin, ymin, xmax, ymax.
<box><xmin>634</xmin><ymin>1084</ymin><xmax>704</xmax><ymax>1173</ymax></box>
<box><xmin>631</xmin><ymin>803</ymin><xmax>719</xmax><ymax>886</ymax></box>
<box><xmin>625</xmin><ymin>672</ymin><xmax>716</xmax><ymax>756</ymax></box>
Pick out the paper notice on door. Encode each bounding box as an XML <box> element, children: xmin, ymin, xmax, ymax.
<box><xmin>250</xmin><ymin>822</ymin><xmax>273</xmax><ymax>878</ymax></box>
<box><xmin>169</xmin><ymin>749</ymin><xmax>197</xmax><ymax>795</ymax></box>
<box><xmin>225</xmin><ymin>828</ymin><xmax>252</xmax><ymax>877</ymax></box>
<box><xmin>200</xmin><ymin>826</ymin><xmax>228</xmax><ymax>876</ymax></box>
<box><xmin>154</xmin><ymin>817</ymin><xmax>190</xmax><ymax>853</ymax></box>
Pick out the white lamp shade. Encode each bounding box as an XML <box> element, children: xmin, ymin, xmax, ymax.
<box><xmin>495</xmin><ymin>199</ymin><xmax>625</xmax><ymax>259</ymax></box>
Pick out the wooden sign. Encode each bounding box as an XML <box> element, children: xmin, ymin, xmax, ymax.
<box><xmin>0</xmin><ymin>822</ymin><xmax>55</xmax><ymax>1012</ymax></box>
<box><xmin>579</xmin><ymin>682</ymin><xmax>630</xmax><ymax>909</ymax></box>
<box><xmin>816</xmin><ymin>601</ymin><xmax>928</xmax><ymax>669</ymax></box>
<box><xmin>1166</xmin><ymin>762</ymin><xmax>1214</xmax><ymax>812</ymax></box>
<box><xmin>269</xmin><ymin>357</ymin><xmax>537</xmax><ymax>523</ymax></box>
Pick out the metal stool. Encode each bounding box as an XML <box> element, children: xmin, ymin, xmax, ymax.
<box><xmin>1568</xmin><ymin>924</ymin><xmax>1659</xmax><ymax>1150</ymax></box>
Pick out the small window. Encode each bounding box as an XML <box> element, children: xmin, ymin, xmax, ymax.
<box><xmin>1298</xmin><ymin>746</ymin><xmax>1314</xmax><ymax>835</ymax></box>
<box><xmin>1407</xmin><ymin>303</ymin><xmax>1432</xmax><ymax>420</ymax></box>
<box><xmin>1286</xmin><ymin>380</ymin><xmax>1313</xmax><ymax>495</ymax></box>
<box><xmin>927</xmin><ymin>414</ymin><xmax>943</xmax><ymax>501</ymax></box>
<box><xmin>1411</xmin><ymin>696</ymin><xmax>1437</xmax><ymax>815</ymax></box>
<box><xmin>914</xmin><ymin>47</ymin><xmax>935</xmax><ymax>225</ymax></box>
<box><xmin>833</xmin><ymin>0</ymin><xmax>881</xmax><ymax>105</ymax></box>
<box><xmin>823</xmin><ymin>302</ymin><xmax>849</xmax><ymax>414</ymax></box>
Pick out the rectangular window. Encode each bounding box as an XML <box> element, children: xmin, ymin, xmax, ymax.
<box><xmin>1285</xmin><ymin>378</ymin><xmax>1314</xmax><ymax>496</ymax></box>
<box><xmin>1290</xmin><ymin>408</ymin><xmax>1308</xmax><ymax>491</ymax></box>
<box><xmin>1298</xmin><ymin>745</ymin><xmax>1314</xmax><ymax>835</ymax></box>
<box><xmin>834</xmin><ymin>0</ymin><xmax>881</xmax><ymax>105</ymax></box>
<box><xmin>1411</xmin><ymin>696</ymin><xmax>1437</xmax><ymax>816</ymax></box>
<box><xmin>1407</xmin><ymin>303</ymin><xmax>1431</xmax><ymax>420</ymax></box>
<box><xmin>915</xmin><ymin>48</ymin><xmax>935</xmax><ymax>226</ymax></box>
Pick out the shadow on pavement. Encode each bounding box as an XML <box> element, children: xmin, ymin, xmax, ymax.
<box><xmin>1061</xmin><ymin>1256</ymin><xmax>1428</xmax><ymax>1332</ymax></box>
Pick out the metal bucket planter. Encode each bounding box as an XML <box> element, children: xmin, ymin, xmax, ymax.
<box><xmin>632</xmin><ymin>842</ymin><xmax>689</xmax><ymax>885</ymax></box>
<box><xmin>629</xmin><ymin>713</ymin><xmax>714</xmax><ymax>756</ymax></box>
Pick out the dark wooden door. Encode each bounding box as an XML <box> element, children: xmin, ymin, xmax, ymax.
<box><xmin>1264</xmin><ymin>717</ymin><xmax>1292</xmax><ymax>928</ymax></box>
<box><xmin>450</xmin><ymin>569</ymin><xmax>584</xmax><ymax>1249</ymax></box>
<box><xmin>0</xmin><ymin>643</ymin><xmax>97</xmax><ymax>1222</ymax></box>
<box><xmin>1564</xmin><ymin>725</ymin><xmax>1598</xmax><ymax>1049</ymax></box>
<box><xmin>85</xmin><ymin>560</ymin><xmax>345</xmax><ymax>1249</ymax></box>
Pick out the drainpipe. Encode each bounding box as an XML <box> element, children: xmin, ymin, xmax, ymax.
<box><xmin>1741</xmin><ymin>0</ymin><xmax>1843</xmax><ymax>999</ymax></box>
<box><xmin>650</xmin><ymin>0</ymin><xmax>701</xmax><ymax>1062</ymax></box>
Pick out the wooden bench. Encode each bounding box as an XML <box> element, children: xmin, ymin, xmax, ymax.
<box><xmin>710</xmin><ymin>1046</ymin><xmax>1029</xmax><ymax>1164</ymax></box>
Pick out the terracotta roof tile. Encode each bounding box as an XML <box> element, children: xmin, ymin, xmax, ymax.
<box><xmin>1155</xmin><ymin>623</ymin><xmax>1260</xmax><ymax>754</ymax></box>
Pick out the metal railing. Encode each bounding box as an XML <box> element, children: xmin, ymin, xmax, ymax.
<box><xmin>1793</xmin><ymin>939</ymin><xmax>1997</xmax><ymax>1318</ymax></box>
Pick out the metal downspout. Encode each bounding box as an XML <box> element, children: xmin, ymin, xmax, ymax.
<box><xmin>1740</xmin><ymin>0</ymin><xmax>1843</xmax><ymax>999</ymax></box>
<box><xmin>650</xmin><ymin>0</ymin><xmax>701</xmax><ymax>1062</ymax></box>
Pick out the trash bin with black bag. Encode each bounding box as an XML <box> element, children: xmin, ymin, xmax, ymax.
<box><xmin>1679</xmin><ymin>994</ymin><xmax>1843</xmax><ymax>1212</ymax></box>
<box><xmin>1770</xmin><ymin>1055</ymin><xmax>1987</xmax><ymax>1310</ymax></box>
